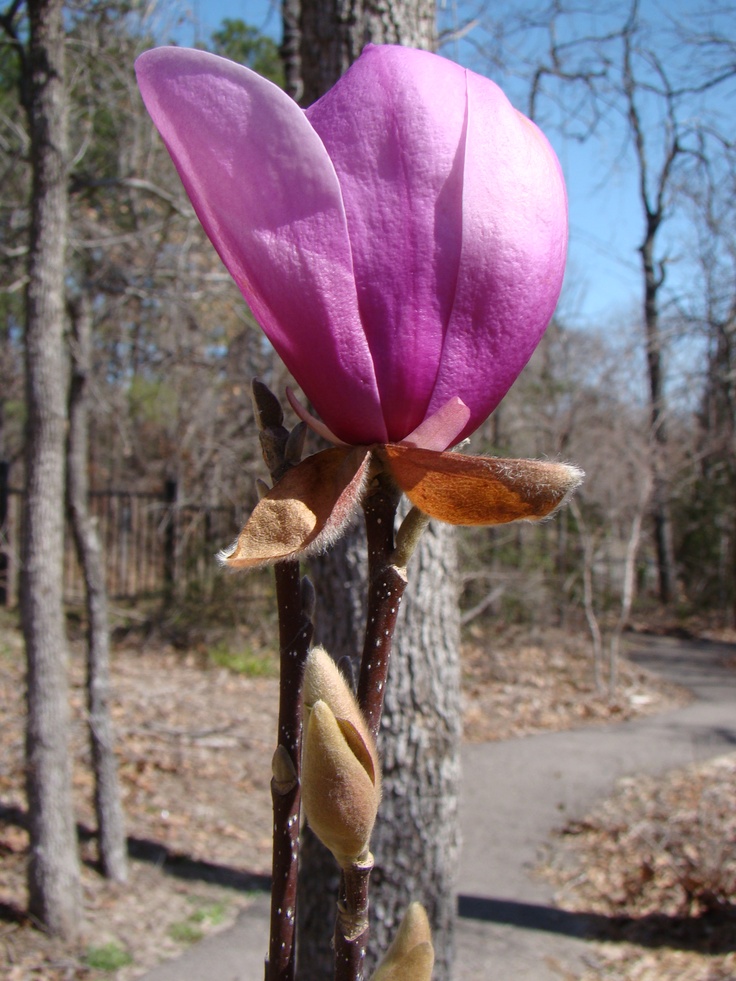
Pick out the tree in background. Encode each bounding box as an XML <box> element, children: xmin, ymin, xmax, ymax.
<box><xmin>14</xmin><ymin>0</ymin><xmax>82</xmax><ymax>939</ymax></box>
<box><xmin>286</xmin><ymin>4</ymin><xmax>461</xmax><ymax>978</ymax></box>
<box><xmin>210</xmin><ymin>16</ymin><xmax>284</xmax><ymax>85</ymax></box>
<box><xmin>474</xmin><ymin>0</ymin><xmax>736</xmax><ymax>610</ymax></box>
<box><xmin>67</xmin><ymin>291</ymin><xmax>127</xmax><ymax>883</ymax></box>
<box><xmin>0</xmin><ymin>22</ymin><xmax>27</xmax><ymax>469</ymax></box>
<box><xmin>677</xmin><ymin>146</ymin><xmax>736</xmax><ymax>621</ymax></box>
<box><xmin>298</xmin><ymin>0</ymin><xmax>435</xmax><ymax>104</ymax></box>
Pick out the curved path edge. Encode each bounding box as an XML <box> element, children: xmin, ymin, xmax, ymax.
<box><xmin>456</xmin><ymin>633</ymin><xmax>736</xmax><ymax>980</ymax></box>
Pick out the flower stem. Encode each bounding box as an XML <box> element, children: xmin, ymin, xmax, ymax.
<box><xmin>356</xmin><ymin>475</ymin><xmax>407</xmax><ymax>739</ymax></box>
<box><xmin>251</xmin><ymin>380</ymin><xmax>314</xmax><ymax>981</ymax></box>
<box><xmin>267</xmin><ymin>561</ymin><xmax>313</xmax><ymax>981</ymax></box>
<box><xmin>333</xmin><ymin>857</ymin><xmax>373</xmax><ymax>981</ymax></box>
<box><xmin>333</xmin><ymin>476</ymin><xmax>425</xmax><ymax>981</ymax></box>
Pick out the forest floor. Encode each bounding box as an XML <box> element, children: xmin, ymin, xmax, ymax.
<box><xmin>541</xmin><ymin>751</ymin><xmax>736</xmax><ymax>981</ymax></box>
<box><xmin>0</xmin><ymin>609</ymin><xmax>733</xmax><ymax>980</ymax></box>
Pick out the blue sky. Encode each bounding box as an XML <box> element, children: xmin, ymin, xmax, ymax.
<box><xmin>168</xmin><ymin>0</ymin><xmax>725</xmax><ymax>336</ymax></box>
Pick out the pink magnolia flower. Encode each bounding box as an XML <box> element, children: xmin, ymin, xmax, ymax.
<box><xmin>136</xmin><ymin>44</ymin><xmax>567</xmax><ymax>451</ymax></box>
<box><xmin>136</xmin><ymin>44</ymin><xmax>582</xmax><ymax>566</ymax></box>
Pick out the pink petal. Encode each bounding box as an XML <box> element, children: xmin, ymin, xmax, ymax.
<box><xmin>286</xmin><ymin>387</ymin><xmax>348</xmax><ymax>446</ymax></box>
<box><xmin>135</xmin><ymin>47</ymin><xmax>388</xmax><ymax>444</ymax></box>
<box><xmin>306</xmin><ymin>46</ymin><xmax>468</xmax><ymax>441</ymax></box>
<box><xmin>400</xmin><ymin>397</ymin><xmax>471</xmax><ymax>452</ymax></box>
<box><xmin>428</xmin><ymin>73</ymin><xmax>568</xmax><ymax>440</ymax></box>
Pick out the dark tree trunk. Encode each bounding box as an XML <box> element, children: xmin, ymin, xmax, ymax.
<box><xmin>21</xmin><ymin>0</ymin><xmax>82</xmax><ymax>940</ymax></box>
<box><xmin>281</xmin><ymin>0</ymin><xmax>303</xmax><ymax>102</ymax></box>
<box><xmin>622</xmin><ymin>25</ymin><xmax>679</xmax><ymax>609</ymax></box>
<box><xmin>302</xmin><ymin>521</ymin><xmax>461</xmax><ymax>981</ymax></box>
<box><xmin>300</xmin><ymin>0</ymin><xmax>437</xmax><ymax>106</ymax></box>
<box><xmin>641</xmin><ymin>230</ymin><xmax>677</xmax><ymax>605</ymax></box>
<box><xmin>67</xmin><ymin>294</ymin><xmax>128</xmax><ymax>883</ymax></box>
<box><xmin>288</xmin><ymin>5</ymin><xmax>460</xmax><ymax>976</ymax></box>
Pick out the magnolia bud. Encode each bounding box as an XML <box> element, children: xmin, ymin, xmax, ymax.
<box><xmin>271</xmin><ymin>744</ymin><xmax>297</xmax><ymax>795</ymax></box>
<box><xmin>251</xmin><ymin>378</ymin><xmax>284</xmax><ymax>430</ymax></box>
<box><xmin>301</xmin><ymin>647</ymin><xmax>380</xmax><ymax>868</ymax></box>
<box><xmin>370</xmin><ymin>903</ymin><xmax>435</xmax><ymax>981</ymax></box>
<box><xmin>303</xmin><ymin>646</ymin><xmax>367</xmax><ymax>731</ymax></box>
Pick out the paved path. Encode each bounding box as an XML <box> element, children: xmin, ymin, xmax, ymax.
<box><xmin>140</xmin><ymin>635</ymin><xmax>736</xmax><ymax>981</ymax></box>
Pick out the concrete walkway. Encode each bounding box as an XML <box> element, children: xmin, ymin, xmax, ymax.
<box><xmin>140</xmin><ymin>635</ymin><xmax>736</xmax><ymax>981</ymax></box>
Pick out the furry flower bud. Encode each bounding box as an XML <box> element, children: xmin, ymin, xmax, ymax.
<box><xmin>370</xmin><ymin>902</ymin><xmax>435</xmax><ymax>981</ymax></box>
<box><xmin>303</xmin><ymin>646</ymin><xmax>366</xmax><ymax>730</ymax></box>
<box><xmin>301</xmin><ymin>647</ymin><xmax>380</xmax><ymax>868</ymax></box>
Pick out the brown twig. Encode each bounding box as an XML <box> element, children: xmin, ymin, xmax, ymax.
<box><xmin>356</xmin><ymin>474</ymin><xmax>407</xmax><ymax>739</ymax></box>
<box><xmin>333</xmin><ymin>474</ymin><xmax>425</xmax><ymax>981</ymax></box>
<box><xmin>252</xmin><ymin>380</ymin><xmax>313</xmax><ymax>981</ymax></box>
<box><xmin>267</xmin><ymin>561</ymin><xmax>313</xmax><ymax>981</ymax></box>
<box><xmin>333</xmin><ymin>857</ymin><xmax>373</xmax><ymax>981</ymax></box>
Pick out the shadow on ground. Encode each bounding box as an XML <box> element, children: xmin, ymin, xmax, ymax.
<box><xmin>126</xmin><ymin>837</ymin><xmax>270</xmax><ymax>893</ymax></box>
<box><xmin>4</xmin><ymin>795</ymin><xmax>733</xmax><ymax>959</ymax></box>
<box><xmin>0</xmin><ymin>798</ymin><xmax>270</xmax><ymax>924</ymax></box>
<box><xmin>458</xmin><ymin>894</ymin><xmax>736</xmax><ymax>955</ymax></box>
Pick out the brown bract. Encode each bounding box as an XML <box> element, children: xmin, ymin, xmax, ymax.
<box><xmin>219</xmin><ymin>443</ymin><xmax>584</xmax><ymax>570</ymax></box>
<box><xmin>378</xmin><ymin>445</ymin><xmax>583</xmax><ymax>525</ymax></box>
<box><xmin>218</xmin><ymin>446</ymin><xmax>371</xmax><ymax>569</ymax></box>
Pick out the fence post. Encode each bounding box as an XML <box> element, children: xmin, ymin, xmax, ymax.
<box><xmin>163</xmin><ymin>478</ymin><xmax>177</xmax><ymax>605</ymax></box>
<box><xmin>0</xmin><ymin>461</ymin><xmax>7</xmax><ymax>606</ymax></box>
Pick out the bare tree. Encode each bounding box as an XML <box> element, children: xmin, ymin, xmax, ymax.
<box><xmin>0</xmin><ymin>8</ymin><xmax>28</xmax><ymax>470</ymax></box>
<box><xmin>67</xmin><ymin>292</ymin><xmax>127</xmax><ymax>883</ymax></box>
<box><xmin>18</xmin><ymin>0</ymin><xmax>81</xmax><ymax>940</ymax></box>
<box><xmin>620</xmin><ymin>2</ymin><xmax>677</xmax><ymax>603</ymax></box>
<box><xmin>571</xmin><ymin>463</ymin><xmax>651</xmax><ymax>696</ymax></box>
<box><xmin>479</xmin><ymin>0</ymin><xmax>736</xmax><ymax>606</ymax></box>
<box><xmin>681</xmin><ymin>150</ymin><xmax>736</xmax><ymax>622</ymax></box>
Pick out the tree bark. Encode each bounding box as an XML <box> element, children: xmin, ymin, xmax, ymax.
<box><xmin>368</xmin><ymin>521</ymin><xmax>460</xmax><ymax>980</ymax></box>
<box><xmin>299</xmin><ymin>0</ymin><xmax>436</xmax><ymax>106</ymax></box>
<box><xmin>641</xmin><ymin>230</ymin><xmax>678</xmax><ymax>604</ymax></box>
<box><xmin>21</xmin><ymin>0</ymin><xmax>82</xmax><ymax>940</ymax></box>
<box><xmin>301</xmin><ymin>521</ymin><xmax>461</xmax><ymax>981</ymax></box>
<box><xmin>281</xmin><ymin>0</ymin><xmax>303</xmax><ymax>102</ymax></box>
<box><xmin>67</xmin><ymin>294</ymin><xmax>128</xmax><ymax>884</ymax></box>
<box><xmin>289</xmin><ymin>5</ymin><xmax>461</xmax><ymax>976</ymax></box>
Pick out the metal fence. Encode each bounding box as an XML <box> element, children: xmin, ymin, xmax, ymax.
<box><xmin>0</xmin><ymin>464</ymin><xmax>239</xmax><ymax>607</ymax></box>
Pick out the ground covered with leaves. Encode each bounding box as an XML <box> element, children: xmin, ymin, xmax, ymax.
<box><xmin>0</xmin><ymin>614</ymin><xmax>728</xmax><ymax>980</ymax></box>
<box><xmin>543</xmin><ymin>753</ymin><xmax>736</xmax><ymax>980</ymax></box>
<box><xmin>461</xmin><ymin>623</ymin><xmax>688</xmax><ymax>742</ymax></box>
